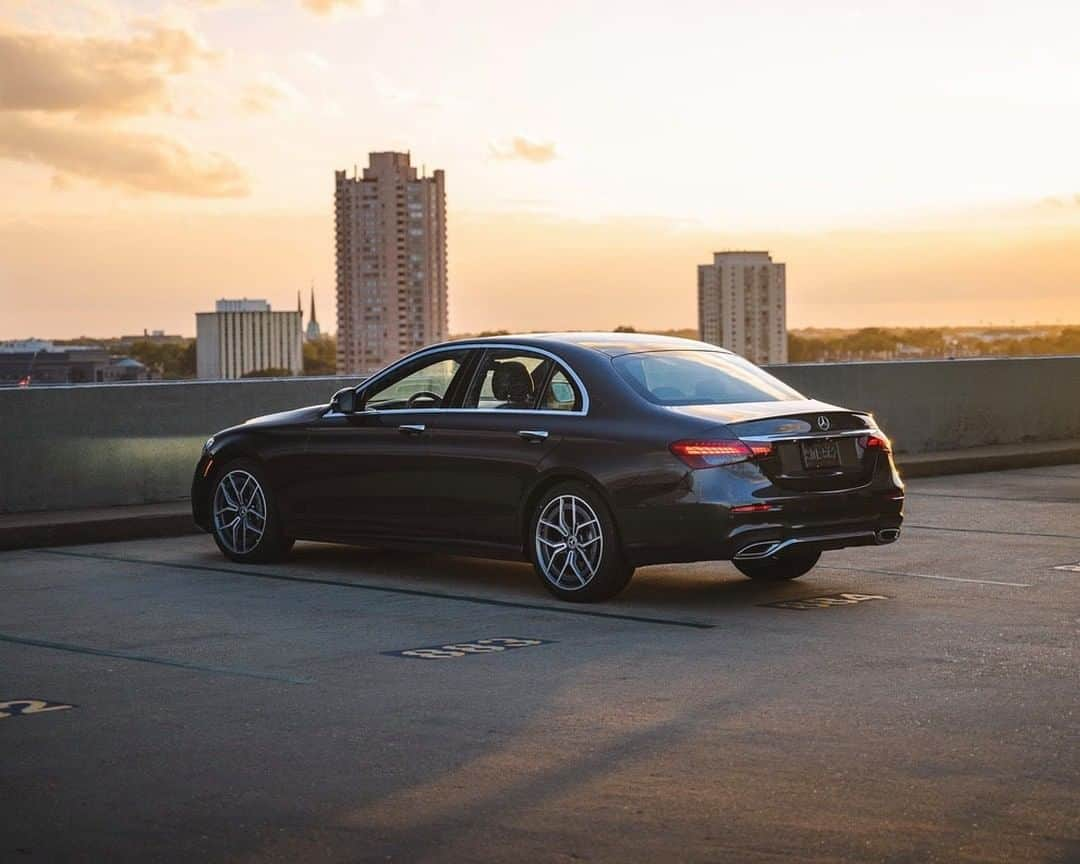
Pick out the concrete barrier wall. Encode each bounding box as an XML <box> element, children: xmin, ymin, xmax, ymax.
<box><xmin>768</xmin><ymin>355</ymin><xmax>1080</xmax><ymax>454</ymax></box>
<box><xmin>0</xmin><ymin>376</ymin><xmax>361</xmax><ymax>514</ymax></box>
<box><xmin>1</xmin><ymin>356</ymin><xmax>1078</xmax><ymax>514</ymax></box>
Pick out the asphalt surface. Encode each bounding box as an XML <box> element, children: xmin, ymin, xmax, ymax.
<box><xmin>1</xmin><ymin>466</ymin><xmax>1078</xmax><ymax>863</ymax></box>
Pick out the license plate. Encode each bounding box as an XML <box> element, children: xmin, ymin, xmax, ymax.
<box><xmin>801</xmin><ymin>438</ymin><xmax>841</xmax><ymax>469</ymax></box>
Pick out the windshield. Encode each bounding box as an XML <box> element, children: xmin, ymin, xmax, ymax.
<box><xmin>613</xmin><ymin>350</ymin><xmax>803</xmax><ymax>405</ymax></box>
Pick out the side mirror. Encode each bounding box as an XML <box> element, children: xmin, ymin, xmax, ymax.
<box><xmin>332</xmin><ymin>386</ymin><xmax>358</xmax><ymax>414</ymax></box>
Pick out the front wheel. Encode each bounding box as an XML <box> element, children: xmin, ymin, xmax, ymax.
<box><xmin>530</xmin><ymin>482</ymin><xmax>633</xmax><ymax>602</ymax></box>
<box><xmin>733</xmin><ymin>548</ymin><xmax>820</xmax><ymax>581</ymax></box>
<box><xmin>210</xmin><ymin>459</ymin><xmax>294</xmax><ymax>563</ymax></box>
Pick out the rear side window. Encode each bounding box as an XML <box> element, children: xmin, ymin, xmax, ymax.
<box><xmin>539</xmin><ymin>369</ymin><xmax>581</xmax><ymax>411</ymax></box>
<box><xmin>466</xmin><ymin>350</ymin><xmax>552</xmax><ymax>409</ymax></box>
<box><xmin>463</xmin><ymin>349</ymin><xmax>583</xmax><ymax>412</ymax></box>
<box><xmin>613</xmin><ymin>350</ymin><xmax>802</xmax><ymax>405</ymax></box>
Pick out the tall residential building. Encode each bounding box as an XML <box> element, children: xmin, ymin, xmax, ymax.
<box><xmin>334</xmin><ymin>152</ymin><xmax>448</xmax><ymax>374</ymax></box>
<box><xmin>196</xmin><ymin>298</ymin><xmax>302</xmax><ymax>379</ymax></box>
<box><xmin>697</xmin><ymin>251</ymin><xmax>787</xmax><ymax>365</ymax></box>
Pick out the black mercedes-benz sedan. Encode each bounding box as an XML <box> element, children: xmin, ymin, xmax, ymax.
<box><xmin>192</xmin><ymin>333</ymin><xmax>904</xmax><ymax>602</ymax></box>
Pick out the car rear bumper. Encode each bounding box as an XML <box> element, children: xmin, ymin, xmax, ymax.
<box><xmin>624</xmin><ymin>509</ymin><xmax>903</xmax><ymax>566</ymax></box>
<box><xmin>617</xmin><ymin>457</ymin><xmax>904</xmax><ymax>567</ymax></box>
<box><xmin>732</xmin><ymin>526</ymin><xmax>901</xmax><ymax>560</ymax></box>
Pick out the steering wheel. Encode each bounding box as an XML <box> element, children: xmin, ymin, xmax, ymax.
<box><xmin>406</xmin><ymin>390</ymin><xmax>442</xmax><ymax>408</ymax></box>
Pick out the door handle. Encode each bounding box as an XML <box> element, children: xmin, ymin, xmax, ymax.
<box><xmin>518</xmin><ymin>429</ymin><xmax>549</xmax><ymax>443</ymax></box>
<box><xmin>398</xmin><ymin>424</ymin><xmax>426</xmax><ymax>435</ymax></box>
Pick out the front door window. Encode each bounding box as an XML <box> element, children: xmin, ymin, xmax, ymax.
<box><xmin>363</xmin><ymin>352</ymin><xmax>467</xmax><ymax>410</ymax></box>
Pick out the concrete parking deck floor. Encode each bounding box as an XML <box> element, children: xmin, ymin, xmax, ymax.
<box><xmin>1</xmin><ymin>466</ymin><xmax>1078</xmax><ymax>863</ymax></box>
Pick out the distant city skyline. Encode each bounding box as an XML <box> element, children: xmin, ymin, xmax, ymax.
<box><xmin>1</xmin><ymin>1</ymin><xmax>1079</xmax><ymax>339</ymax></box>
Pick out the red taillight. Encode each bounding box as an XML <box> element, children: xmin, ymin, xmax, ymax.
<box><xmin>670</xmin><ymin>439</ymin><xmax>770</xmax><ymax>469</ymax></box>
<box><xmin>864</xmin><ymin>434</ymin><xmax>892</xmax><ymax>453</ymax></box>
<box><xmin>730</xmin><ymin>503</ymin><xmax>781</xmax><ymax>514</ymax></box>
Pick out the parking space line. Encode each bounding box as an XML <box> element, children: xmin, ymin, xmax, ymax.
<box><xmin>991</xmin><ymin>470</ymin><xmax>1080</xmax><ymax>480</ymax></box>
<box><xmin>826</xmin><ymin>564</ymin><xmax>1030</xmax><ymax>587</ymax></box>
<box><xmin>40</xmin><ymin>549</ymin><xmax>716</xmax><ymax>630</ymax></box>
<box><xmin>908</xmin><ymin>491</ymin><xmax>1080</xmax><ymax>504</ymax></box>
<box><xmin>0</xmin><ymin>632</ymin><xmax>314</xmax><ymax>684</ymax></box>
<box><xmin>907</xmin><ymin>524</ymin><xmax>1080</xmax><ymax>541</ymax></box>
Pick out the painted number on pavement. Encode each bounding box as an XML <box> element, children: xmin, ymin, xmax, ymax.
<box><xmin>760</xmin><ymin>593</ymin><xmax>889</xmax><ymax>611</ymax></box>
<box><xmin>0</xmin><ymin>699</ymin><xmax>76</xmax><ymax>719</ymax></box>
<box><xmin>384</xmin><ymin>637</ymin><xmax>554</xmax><ymax>660</ymax></box>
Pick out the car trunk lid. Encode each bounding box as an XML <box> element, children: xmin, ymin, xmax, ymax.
<box><xmin>668</xmin><ymin>401</ymin><xmax>879</xmax><ymax>492</ymax></box>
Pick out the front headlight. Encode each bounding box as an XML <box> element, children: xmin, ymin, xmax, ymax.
<box><xmin>203</xmin><ymin>436</ymin><xmax>215</xmax><ymax>452</ymax></box>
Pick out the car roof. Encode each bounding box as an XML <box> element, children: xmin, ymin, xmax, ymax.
<box><xmin>443</xmin><ymin>331</ymin><xmax>730</xmax><ymax>357</ymax></box>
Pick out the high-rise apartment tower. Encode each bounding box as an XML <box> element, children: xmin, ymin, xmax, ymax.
<box><xmin>334</xmin><ymin>152</ymin><xmax>447</xmax><ymax>374</ymax></box>
<box><xmin>697</xmin><ymin>251</ymin><xmax>787</xmax><ymax>365</ymax></box>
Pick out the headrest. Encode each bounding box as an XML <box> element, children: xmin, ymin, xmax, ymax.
<box><xmin>491</xmin><ymin>361</ymin><xmax>534</xmax><ymax>403</ymax></box>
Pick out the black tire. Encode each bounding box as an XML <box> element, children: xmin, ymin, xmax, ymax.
<box><xmin>733</xmin><ymin>547</ymin><xmax>820</xmax><ymax>581</ymax></box>
<box><xmin>209</xmin><ymin>458</ymin><xmax>294</xmax><ymax>564</ymax></box>
<box><xmin>529</xmin><ymin>481</ymin><xmax>633</xmax><ymax>602</ymax></box>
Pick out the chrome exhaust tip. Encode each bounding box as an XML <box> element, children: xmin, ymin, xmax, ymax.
<box><xmin>734</xmin><ymin>541</ymin><xmax>784</xmax><ymax>560</ymax></box>
<box><xmin>876</xmin><ymin>528</ymin><xmax>901</xmax><ymax>544</ymax></box>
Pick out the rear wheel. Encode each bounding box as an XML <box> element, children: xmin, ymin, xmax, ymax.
<box><xmin>530</xmin><ymin>482</ymin><xmax>633</xmax><ymax>602</ymax></box>
<box><xmin>733</xmin><ymin>548</ymin><xmax>820</xmax><ymax>581</ymax></box>
<box><xmin>210</xmin><ymin>459</ymin><xmax>293</xmax><ymax>563</ymax></box>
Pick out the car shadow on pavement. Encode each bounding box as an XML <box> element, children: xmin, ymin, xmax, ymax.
<box><xmin>194</xmin><ymin>540</ymin><xmax>833</xmax><ymax>615</ymax></box>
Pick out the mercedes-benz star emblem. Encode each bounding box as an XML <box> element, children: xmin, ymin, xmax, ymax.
<box><xmin>817</xmin><ymin>415</ymin><xmax>831</xmax><ymax>431</ymax></box>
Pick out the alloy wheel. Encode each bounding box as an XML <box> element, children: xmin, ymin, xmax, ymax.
<box><xmin>535</xmin><ymin>494</ymin><xmax>604</xmax><ymax>591</ymax></box>
<box><xmin>212</xmin><ymin>469</ymin><xmax>267</xmax><ymax>555</ymax></box>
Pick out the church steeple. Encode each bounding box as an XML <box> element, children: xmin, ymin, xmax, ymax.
<box><xmin>305</xmin><ymin>281</ymin><xmax>321</xmax><ymax>341</ymax></box>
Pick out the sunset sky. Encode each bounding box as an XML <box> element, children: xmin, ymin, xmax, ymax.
<box><xmin>1</xmin><ymin>0</ymin><xmax>1079</xmax><ymax>339</ymax></box>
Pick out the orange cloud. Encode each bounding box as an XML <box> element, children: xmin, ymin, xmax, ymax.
<box><xmin>490</xmin><ymin>137</ymin><xmax>558</xmax><ymax>164</ymax></box>
<box><xmin>202</xmin><ymin>0</ymin><xmax>372</xmax><ymax>13</ymax></box>
<box><xmin>0</xmin><ymin>24</ymin><xmax>212</xmax><ymax>116</ymax></box>
<box><xmin>300</xmin><ymin>0</ymin><xmax>366</xmax><ymax>14</ymax></box>
<box><xmin>0</xmin><ymin>21</ymin><xmax>249</xmax><ymax>198</ymax></box>
<box><xmin>1035</xmin><ymin>194</ymin><xmax>1080</xmax><ymax>209</ymax></box>
<box><xmin>0</xmin><ymin>113</ymin><xmax>249</xmax><ymax>197</ymax></box>
<box><xmin>240</xmin><ymin>81</ymin><xmax>285</xmax><ymax>114</ymax></box>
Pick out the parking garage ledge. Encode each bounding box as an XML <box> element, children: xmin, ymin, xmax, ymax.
<box><xmin>0</xmin><ymin>501</ymin><xmax>196</xmax><ymax>552</ymax></box>
<box><xmin>897</xmin><ymin>438</ymin><xmax>1080</xmax><ymax>478</ymax></box>
<box><xmin>1</xmin><ymin>439</ymin><xmax>1078</xmax><ymax>553</ymax></box>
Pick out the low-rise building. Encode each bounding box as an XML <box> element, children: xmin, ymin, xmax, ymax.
<box><xmin>195</xmin><ymin>299</ymin><xmax>302</xmax><ymax>380</ymax></box>
<box><xmin>118</xmin><ymin>329</ymin><xmax>186</xmax><ymax>345</ymax></box>
<box><xmin>0</xmin><ymin>340</ymin><xmax>152</xmax><ymax>385</ymax></box>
